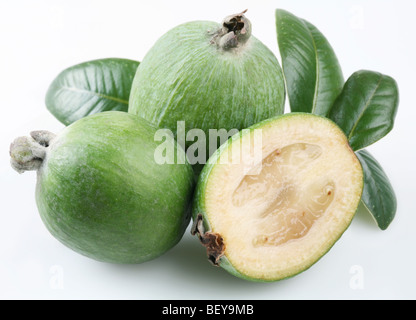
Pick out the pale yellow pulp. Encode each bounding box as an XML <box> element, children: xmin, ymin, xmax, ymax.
<box><xmin>203</xmin><ymin>115</ymin><xmax>363</xmax><ymax>280</ymax></box>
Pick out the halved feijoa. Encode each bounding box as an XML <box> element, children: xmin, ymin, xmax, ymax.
<box><xmin>192</xmin><ymin>113</ymin><xmax>363</xmax><ymax>281</ymax></box>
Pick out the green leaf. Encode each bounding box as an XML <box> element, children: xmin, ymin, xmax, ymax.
<box><xmin>45</xmin><ymin>58</ymin><xmax>140</xmax><ymax>125</ymax></box>
<box><xmin>275</xmin><ymin>9</ymin><xmax>344</xmax><ymax>116</ymax></box>
<box><xmin>356</xmin><ymin>149</ymin><xmax>397</xmax><ymax>230</ymax></box>
<box><xmin>328</xmin><ymin>70</ymin><xmax>399</xmax><ymax>151</ymax></box>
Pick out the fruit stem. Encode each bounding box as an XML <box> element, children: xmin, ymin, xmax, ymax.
<box><xmin>211</xmin><ymin>9</ymin><xmax>252</xmax><ymax>50</ymax></box>
<box><xmin>191</xmin><ymin>213</ymin><xmax>225</xmax><ymax>266</ymax></box>
<box><xmin>10</xmin><ymin>130</ymin><xmax>56</xmax><ymax>173</ymax></box>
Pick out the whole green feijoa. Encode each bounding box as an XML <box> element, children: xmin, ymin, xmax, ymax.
<box><xmin>10</xmin><ymin>111</ymin><xmax>194</xmax><ymax>264</ymax></box>
<box><xmin>129</xmin><ymin>11</ymin><xmax>286</xmax><ymax>161</ymax></box>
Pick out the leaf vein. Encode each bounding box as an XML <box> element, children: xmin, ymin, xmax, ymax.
<box><xmin>60</xmin><ymin>86</ymin><xmax>129</xmax><ymax>105</ymax></box>
<box><xmin>348</xmin><ymin>75</ymin><xmax>383</xmax><ymax>141</ymax></box>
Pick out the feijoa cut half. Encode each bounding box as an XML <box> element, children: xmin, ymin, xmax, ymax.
<box><xmin>10</xmin><ymin>111</ymin><xmax>194</xmax><ymax>264</ymax></box>
<box><xmin>192</xmin><ymin>113</ymin><xmax>364</xmax><ymax>281</ymax></box>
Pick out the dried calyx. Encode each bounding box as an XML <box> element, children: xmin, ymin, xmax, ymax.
<box><xmin>10</xmin><ymin>130</ymin><xmax>56</xmax><ymax>173</ymax></box>
<box><xmin>211</xmin><ymin>9</ymin><xmax>252</xmax><ymax>50</ymax></box>
<box><xmin>191</xmin><ymin>213</ymin><xmax>225</xmax><ymax>266</ymax></box>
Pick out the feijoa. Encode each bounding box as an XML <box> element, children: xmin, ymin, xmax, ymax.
<box><xmin>129</xmin><ymin>11</ymin><xmax>285</xmax><ymax>163</ymax></box>
<box><xmin>10</xmin><ymin>111</ymin><xmax>194</xmax><ymax>263</ymax></box>
<box><xmin>192</xmin><ymin>113</ymin><xmax>363</xmax><ymax>281</ymax></box>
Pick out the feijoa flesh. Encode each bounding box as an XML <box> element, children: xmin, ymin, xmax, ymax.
<box><xmin>192</xmin><ymin>113</ymin><xmax>364</xmax><ymax>281</ymax></box>
<box><xmin>10</xmin><ymin>111</ymin><xmax>194</xmax><ymax>264</ymax></box>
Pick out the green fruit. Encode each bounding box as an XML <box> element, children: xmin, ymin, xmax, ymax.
<box><xmin>129</xmin><ymin>11</ymin><xmax>285</xmax><ymax>162</ymax></box>
<box><xmin>10</xmin><ymin>111</ymin><xmax>194</xmax><ymax>264</ymax></box>
<box><xmin>192</xmin><ymin>113</ymin><xmax>363</xmax><ymax>281</ymax></box>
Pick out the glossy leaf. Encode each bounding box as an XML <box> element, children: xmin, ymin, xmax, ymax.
<box><xmin>275</xmin><ymin>9</ymin><xmax>344</xmax><ymax>116</ymax></box>
<box><xmin>329</xmin><ymin>70</ymin><xmax>399</xmax><ymax>151</ymax></box>
<box><xmin>356</xmin><ymin>149</ymin><xmax>397</xmax><ymax>230</ymax></box>
<box><xmin>46</xmin><ymin>58</ymin><xmax>140</xmax><ymax>125</ymax></box>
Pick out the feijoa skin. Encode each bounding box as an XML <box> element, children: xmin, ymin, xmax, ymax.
<box><xmin>192</xmin><ymin>113</ymin><xmax>364</xmax><ymax>281</ymax></box>
<box><xmin>129</xmin><ymin>11</ymin><xmax>286</xmax><ymax>161</ymax></box>
<box><xmin>10</xmin><ymin>111</ymin><xmax>194</xmax><ymax>264</ymax></box>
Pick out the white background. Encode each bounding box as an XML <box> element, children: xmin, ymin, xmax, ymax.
<box><xmin>1</xmin><ymin>0</ymin><xmax>415</xmax><ymax>300</ymax></box>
